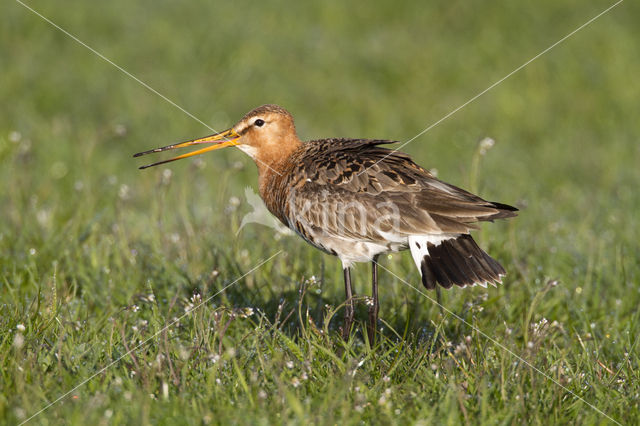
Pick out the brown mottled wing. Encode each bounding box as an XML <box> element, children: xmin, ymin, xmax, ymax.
<box><xmin>286</xmin><ymin>139</ymin><xmax>517</xmax><ymax>242</ymax></box>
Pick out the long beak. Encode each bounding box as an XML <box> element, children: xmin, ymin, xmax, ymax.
<box><xmin>134</xmin><ymin>128</ymin><xmax>240</xmax><ymax>169</ymax></box>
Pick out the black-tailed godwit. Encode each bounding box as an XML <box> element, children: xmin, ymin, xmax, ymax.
<box><xmin>135</xmin><ymin>104</ymin><xmax>518</xmax><ymax>342</ymax></box>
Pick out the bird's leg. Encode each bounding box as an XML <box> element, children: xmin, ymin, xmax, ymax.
<box><xmin>436</xmin><ymin>286</ymin><xmax>444</xmax><ymax>316</ymax></box>
<box><xmin>342</xmin><ymin>267</ymin><xmax>354</xmax><ymax>340</ymax></box>
<box><xmin>367</xmin><ymin>256</ymin><xmax>380</xmax><ymax>345</ymax></box>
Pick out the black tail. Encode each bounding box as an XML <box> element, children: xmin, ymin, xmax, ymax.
<box><xmin>420</xmin><ymin>234</ymin><xmax>506</xmax><ymax>290</ymax></box>
<box><xmin>483</xmin><ymin>201</ymin><xmax>519</xmax><ymax>221</ymax></box>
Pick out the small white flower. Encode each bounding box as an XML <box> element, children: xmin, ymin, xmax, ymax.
<box><xmin>239</xmin><ymin>307</ymin><xmax>254</xmax><ymax>318</ymax></box>
<box><xmin>118</xmin><ymin>184</ymin><xmax>131</xmax><ymax>200</ymax></box>
<box><xmin>9</xmin><ymin>131</ymin><xmax>22</xmax><ymax>143</ymax></box>
<box><xmin>14</xmin><ymin>408</ymin><xmax>26</xmax><ymax>420</ymax></box>
<box><xmin>36</xmin><ymin>209</ymin><xmax>51</xmax><ymax>227</ymax></box>
<box><xmin>454</xmin><ymin>342</ymin><xmax>467</xmax><ymax>355</ymax></box>
<box><xmin>192</xmin><ymin>158</ymin><xmax>206</xmax><ymax>170</ymax></box>
<box><xmin>114</xmin><ymin>124</ymin><xmax>127</xmax><ymax>137</ymax></box>
<box><xmin>478</xmin><ymin>137</ymin><xmax>495</xmax><ymax>155</ymax></box>
<box><xmin>161</xmin><ymin>169</ymin><xmax>173</xmax><ymax>185</ymax></box>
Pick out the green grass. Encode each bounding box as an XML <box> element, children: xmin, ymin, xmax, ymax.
<box><xmin>2</xmin><ymin>0</ymin><xmax>639</xmax><ymax>424</ymax></box>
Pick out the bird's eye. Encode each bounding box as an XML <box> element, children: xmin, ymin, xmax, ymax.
<box><xmin>254</xmin><ymin>119</ymin><xmax>265</xmax><ymax>127</ymax></box>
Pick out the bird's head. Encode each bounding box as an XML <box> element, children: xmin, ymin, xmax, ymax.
<box><xmin>135</xmin><ymin>104</ymin><xmax>300</xmax><ymax>170</ymax></box>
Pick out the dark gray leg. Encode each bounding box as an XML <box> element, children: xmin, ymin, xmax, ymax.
<box><xmin>342</xmin><ymin>267</ymin><xmax>354</xmax><ymax>340</ymax></box>
<box><xmin>367</xmin><ymin>256</ymin><xmax>380</xmax><ymax>345</ymax></box>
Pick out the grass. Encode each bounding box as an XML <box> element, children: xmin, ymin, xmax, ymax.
<box><xmin>2</xmin><ymin>0</ymin><xmax>639</xmax><ymax>424</ymax></box>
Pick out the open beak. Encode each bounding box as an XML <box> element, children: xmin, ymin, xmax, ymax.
<box><xmin>134</xmin><ymin>128</ymin><xmax>240</xmax><ymax>169</ymax></box>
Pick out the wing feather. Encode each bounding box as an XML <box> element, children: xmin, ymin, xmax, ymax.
<box><xmin>283</xmin><ymin>139</ymin><xmax>517</xmax><ymax>242</ymax></box>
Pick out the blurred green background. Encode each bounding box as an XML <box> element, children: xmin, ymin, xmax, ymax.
<box><xmin>2</xmin><ymin>0</ymin><xmax>639</xmax><ymax>424</ymax></box>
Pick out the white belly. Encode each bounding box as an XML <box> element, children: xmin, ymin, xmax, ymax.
<box><xmin>310</xmin><ymin>233</ymin><xmax>408</xmax><ymax>268</ymax></box>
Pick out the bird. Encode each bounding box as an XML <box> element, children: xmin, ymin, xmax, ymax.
<box><xmin>134</xmin><ymin>104</ymin><xmax>518</xmax><ymax>343</ymax></box>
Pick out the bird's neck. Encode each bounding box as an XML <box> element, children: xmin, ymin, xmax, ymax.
<box><xmin>255</xmin><ymin>139</ymin><xmax>303</xmax><ymax>225</ymax></box>
<box><xmin>254</xmin><ymin>138</ymin><xmax>302</xmax><ymax>190</ymax></box>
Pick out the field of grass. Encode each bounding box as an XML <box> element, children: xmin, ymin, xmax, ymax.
<box><xmin>2</xmin><ymin>0</ymin><xmax>639</xmax><ymax>424</ymax></box>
